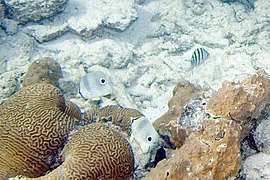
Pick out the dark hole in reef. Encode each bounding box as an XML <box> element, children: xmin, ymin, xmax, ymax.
<box><xmin>144</xmin><ymin>147</ymin><xmax>167</xmax><ymax>169</ymax></box>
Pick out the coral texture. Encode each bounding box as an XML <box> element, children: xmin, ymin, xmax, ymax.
<box><xmin>207</xmin><ymin>70</ymin><xmax>270</xmax><ymax>138</ymax></box>
<box><xmin>83</xmin><ymin>105</ymin><xmax>143</xmax><ymax>135</ymax></box>
<box><xmin>0</xmin><ymin>83</ymin><xmax>80</xmax><ymax>179</ymax></box>
<box><xmin>143</xmin><ymin>119</ymin><xmax>242</xmax><ymax>180</ymax></box>
<box><xmin>153</xmin><ymin>80</ymin><xmax>204</xmax><ymax>148</ymax></box>
<box><xmin>3</xmin><ymin>0</ymin><xmax>68</xmax><ymax>23</ymax></box>
<box><xmin>22</xmin><ymin>57</ymin><xmax>63</xmax><ymax>88</ymax></box>
<box><xmin>33</xmin><ymin>124</ymin><xmax>134</xmax><ymax>180</ymax></box>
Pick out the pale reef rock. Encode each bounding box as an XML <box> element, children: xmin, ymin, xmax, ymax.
<box><xmin>3</xmin><ymin>0</ymin><xmax>68</xmax><ymax>23</ymax></box>
<box><xmin>254</xmin><ymin>117</ymin><xmax>270</xmax><ymax>154</ymax></box>
<box><xmin>242</xmin><ymin>153</ymin><xmax>270</xmax><ymax>179</ymax></box>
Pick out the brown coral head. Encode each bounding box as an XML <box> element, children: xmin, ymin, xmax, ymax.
<box><xmin>22</xmin><ymin>57</ymin><xmax>63</xmax><ymax>87</ymax></box>
<box><xmin>36</xmin><ymin>123</ymin><xmax>134</xmax><ymax>179</ymax></box>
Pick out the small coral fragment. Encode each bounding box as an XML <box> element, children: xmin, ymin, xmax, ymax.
<box><xmin>34</xmin><ymin>124</ymin><xmax>134</xmax><ymax>180</ymax></box>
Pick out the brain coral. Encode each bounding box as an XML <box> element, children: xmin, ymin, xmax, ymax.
<box><xmin>22</xmin><ymin>57</ymin><xmax>63</xmax><ymax>88</ymax></box>
<box><xmin>33</xmin><ymin>123</ymin><xmax>134</xmax><ymax>180</ymax></box>
<box><xmin>83</xmin><ymin>105</ymin><xmax>143</xmax><ymax>135</ymax></box>
<box><xmin>0</xmin><ymin>83</ymin><xmax>80</xmax><ymax>179</ymax></box>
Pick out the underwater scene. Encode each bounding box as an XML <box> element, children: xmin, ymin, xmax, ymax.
<box><xmin>0</xmin><ymin>0</ymin><xmax>269</xmax><ymax>179</ymax></box>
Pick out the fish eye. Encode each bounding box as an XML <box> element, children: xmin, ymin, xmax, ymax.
<box><xmin>99</xmin><ymin>78</ymin><xmax>106</xmax><ymax>85</ymax></box>
<box><xmin>147</xmin><ymin>136</ymin><xmax>153</xmax><ymax>143</ymax></box>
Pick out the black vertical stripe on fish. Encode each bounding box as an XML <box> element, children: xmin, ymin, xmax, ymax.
<box><xmin>190</xmin><ymin>48</ymin><xmax>210</xmax><ymax>68</ymax></box>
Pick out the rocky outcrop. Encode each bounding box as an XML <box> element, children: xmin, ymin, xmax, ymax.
<box><xmin>207</xmin><ymin>69</ymin><xmax>270</xmax><ymax>139</ymax></box>
<box><xmin>146</xmin><ymin>70</ymin><xmax>270</xmax><ymax>179</ymax></box>
<box><xmin>3</xmin><ymin>0</ymin><xmax>68</xmax><ymax>23</ymax></box>
<box><xmin>153</xmin><ymin>80</ymin><xmax>207</xmax><ymax>148</ymax></box>
<box><xmin>144</xmin><ymin>119</ymin><xmax>242</xmax><ymax>179</ymax></box>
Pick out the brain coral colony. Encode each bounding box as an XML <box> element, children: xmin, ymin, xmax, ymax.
<box><xmin>0</xmin><ymin>58</ymin><xmax>135</xmax><ymax>179</ymax></box>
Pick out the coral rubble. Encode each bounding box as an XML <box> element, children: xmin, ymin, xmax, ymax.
<box><xmin>0</xmin><ymin>83</ymin><xmax>80</xmax><ymax>179</ymax></box>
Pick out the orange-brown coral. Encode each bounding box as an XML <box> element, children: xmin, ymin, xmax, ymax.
<box><xmin>22</xmin><ymin>57</ymin><xmax>63</xmax><ymax>88</ymax></box>
<box><xmin>0</xmin><ymin>83</ymin><xmax>80</xmax><ymax>179</ymax></box>
<box><xmin>143</xmin><ymin>119</ymin><xmax>242</xmax><ymax>180</ymax></box>
<box><xmin>153</xmin><ymin>80</ymin><xmax>205</xmax><ymax>148</ymax></box>
<box><xmin>207</xmin><ymin>69</ymin><xmax>270</xmax><ymax>138</ymax></box>
<box><xmin>153</xmin><ymin>80</ymin><xmax>203</xmax><ymax>129</ymax></box>
<box><xmin>33</xmin><ymin>124</ymin><xmax>134</xmax><ymax>180</ymax></box>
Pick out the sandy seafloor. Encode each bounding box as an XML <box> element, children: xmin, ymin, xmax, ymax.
<box><xmin>0</xmin><ymin>0</ymin><xmax>270</xmax><ymax>178</ymax></box>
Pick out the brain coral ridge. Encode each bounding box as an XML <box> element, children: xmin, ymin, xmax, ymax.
<box><xmin>83</xmin><ymin>105</ymin><xmax>143</xmax><ymax>136</ymax></box>
<box><xmin>28</xmin><ymin>123</ymin><xmax>134</xmax><ymax>180</ymax></box>
<box><xmin>0</xmin><ymin>83</ymin><xmax>81</xmax><ymax>179</ymax></box>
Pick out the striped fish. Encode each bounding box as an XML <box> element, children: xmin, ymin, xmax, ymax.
<box><xmin>191</xmin><ymin>48</ymin><xmax>210</xmax><ymax>68</ymax></box>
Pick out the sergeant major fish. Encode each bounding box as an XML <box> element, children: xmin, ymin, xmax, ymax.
<box><xmin>191</xmin><ymin>48</ymin><xmax>210</xmax><ymax>68</ymax></box>
<box><xmin>79</xmin><ymin>71</ymin><xmax>112</xmax><ymax>100</ymax></box>
<box><xmin>130</xmin><ymin>117</ymin><xmax>160</xmax><ymax>154</ymax></box>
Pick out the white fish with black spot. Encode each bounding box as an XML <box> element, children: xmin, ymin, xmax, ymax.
<box><xmin>130</xmin><ymin>116</ymin><xmax>160</xmax><ymax>154</ymax></box>
<box><xmin>79</xmin><ymin>71</ymin><xmax>112</xmax><ymax>100</ymax></box>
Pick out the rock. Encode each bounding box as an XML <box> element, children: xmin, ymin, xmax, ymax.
<box><xmin>0</xmin><ymin>2</ymin><xmax>5</xmax><ymax>23</ymax></box>
<box><xmin>57</xmin><ymin>0</ymin><xmax>137</xmax><ymax>38</ymax></box>
<box><xmin>207</xmin><ymin>70</ymin><xmax>270</xmax><ymax>139</ymax></box>
<box><xmin>254</xmin><ymin>117</ymin><xmax>270</xmax><ymax>153</ymax></box>
<box><xmin>22</xmin><ymin>57</ymin><xmax>63</xmax><ymax>88</ymax></box>
<box><xmin>184</xmin><ymin>0</ymin><xmax>209</xmax><ymax>15</ymax></box>
<box><xmin>23</xmin><ymin>24</ymin><xmax>69</xmax><ymax>43</ymax></box>
<box><xmin>143</xmin><ymin>119</ymin><xmax>242</xmax><ymax>179</ymax></box>
<box><xmin>3</xmin><ymin>0</ymin><xmax>68</xmax><ymax>23</ymax></box>
<box><xmin>1</xmin><ymin>19</ymin><xmax>19</xmax><ymax>35</ymax></box>
<box><xmin>153</xmin><ymin>80</ymin><xmax>206</xmax><ymax>148</ymax></box>
<box><xmin>242</xmin><ymin>153</ymin><xmax>270</xmax><ymax>179</ymax></box>
<box><xmin>0</xmin><ymin>32</ymin><xmax>35</xmax><ymax>71</ymax></box>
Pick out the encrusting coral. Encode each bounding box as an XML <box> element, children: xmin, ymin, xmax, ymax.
<box><xmin>207</xmin><ymin>69</ymin><xmax>270</xmax><ymax>138</ymax></box>
<box><xmin>0</xmin><ymin>83</ymin><xmax>80</xmax><ymax>179</ymax></box>
<box><xmin>22</xmin><ymin>57</ymin><xmax>63</xmax><ymax>88</ymax></box>
<box><xmin>143</xmin><ymin>119</ymin><xmax>242</xmax><ymax>179</ymax></box>
<box><xmin>153</xmin><ymin>80</ymin><xmax>205</xmax><ymax>148</ymax></box>
<box><xmin>145</xmin><ymin>70</ymin><xmax>270</xmax><ymax>179</ymax></box>
<box><xmin>30</xmin><ymin>124</ymin><xmax>134</xmax><ymax>180</ymax></box>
